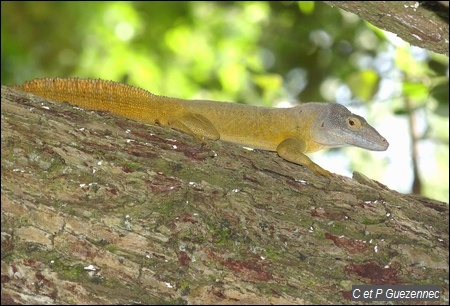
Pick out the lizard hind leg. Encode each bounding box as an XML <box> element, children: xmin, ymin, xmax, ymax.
<box><xmin>168</xmin><ymin>113</ymin><xmax>220</xmax><ymax>142</ymax></box>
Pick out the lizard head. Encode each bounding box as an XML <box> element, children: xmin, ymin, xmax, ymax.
<box><xmin>310</xmin><ymin>103</ymin><xmax>389</xmax><ymax>151</ymax></box>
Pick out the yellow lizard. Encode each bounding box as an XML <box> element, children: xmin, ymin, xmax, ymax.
<box><xmin>9</xmin><ymin>78</ymin><xmax>389</xmax><ymax>177</ymax></box>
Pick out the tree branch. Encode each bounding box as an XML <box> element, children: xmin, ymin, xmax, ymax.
<box><xmin>324</xmin><ymin>1</ymin><xmax>449</xmax><ymax>56</ymax></box>
<box><xmin>1</xmin><ymin>86</ymin><xmax>448</xmax><ymax>304</ymax></box>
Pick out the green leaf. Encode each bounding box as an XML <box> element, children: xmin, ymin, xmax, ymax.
<box><xmin>298</xmin><ymin>1</ymin><xmax>315</xmax><ymax>15</ymax></box>
<box><xmin>402</xmin><ymin>82</ymin><xmax>429</xmax><ymax>100</ymax></box>
<box><xmin>346</xmin><ymin>70</ymin><xmax>379</xmax><ymax>101</ymax></box>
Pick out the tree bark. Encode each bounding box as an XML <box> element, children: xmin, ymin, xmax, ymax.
<box><xmin>324</xmin><ymin>1</ymin><xmax>449</xmax><ymax>56</ymax></box>
<box><xmin>1</xmin><ymin>86</ymin><xmax>448</xmax><ymax>304</ymax></box>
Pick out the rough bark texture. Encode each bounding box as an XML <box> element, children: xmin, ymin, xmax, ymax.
<box><xmin>1</xmin><ymin>86</ymin><xmax>448</xmax><ymax>304</ymax></box>
<box><xmin>324</xmin><ymin>1</ymin><xmax>449</xmax><ymax>56</ymax></box>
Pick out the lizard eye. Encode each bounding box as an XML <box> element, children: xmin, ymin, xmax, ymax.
<box><xmin>347</xmin><ymin>116</ymin><xmax>361</xmax><ymax>131</ymax></box>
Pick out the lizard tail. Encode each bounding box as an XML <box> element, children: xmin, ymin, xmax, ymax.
<box><xmin>10</xmin><ymin>77</ymin><xmax>164</xmax><ymax>124</ymax></box>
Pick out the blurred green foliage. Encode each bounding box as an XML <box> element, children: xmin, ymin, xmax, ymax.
<box><xmin>1</xmin><ymin>1</ymin><xmax>448</xmax><ymax>202</ymax></box>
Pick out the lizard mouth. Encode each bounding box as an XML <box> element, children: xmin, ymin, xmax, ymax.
<box><xmin>347</xmin><ymin>136</ymin><xmax>389</xmax><ymax>151</ymax></box>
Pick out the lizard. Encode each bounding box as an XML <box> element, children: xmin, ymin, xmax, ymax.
<box><xmin>9</xmin><ymin>77</ymin><xmax>389</xmax><ymax>177</ymax></box>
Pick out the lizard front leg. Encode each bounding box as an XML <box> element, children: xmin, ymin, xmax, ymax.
<box><xmin>276</xmin><ymin>138</ymin><xmax>332</xmax><ymax>177</ymax></box>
